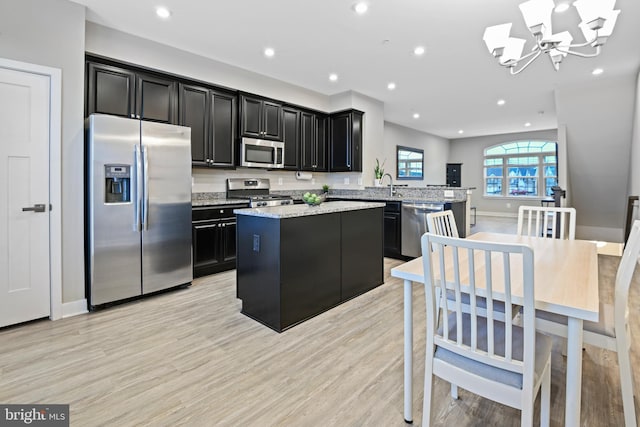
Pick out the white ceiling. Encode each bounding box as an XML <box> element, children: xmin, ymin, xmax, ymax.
<box><xmin>71</xmin><ymin>0</ymin><xmax>640</xmax><ymax>139</ymax></box>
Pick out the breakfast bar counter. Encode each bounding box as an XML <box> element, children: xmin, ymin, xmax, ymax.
<box><xmin>235</xmin><ymin>202</ymin><xmax>384</xmax><ymax>332</ymax></box>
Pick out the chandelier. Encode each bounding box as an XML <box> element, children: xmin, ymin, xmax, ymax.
<box><xmin>483</xmin><ymin>0</ymin><xmax>620</xmax><ymax>75</ymax></box>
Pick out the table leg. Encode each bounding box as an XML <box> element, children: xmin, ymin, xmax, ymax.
<box><xmin>565</xmin><ymin>317</ymin><xmax>584</xmax><ymax>427</ymax></box>
<box><xmin>404</xmin><ymin>279</ymin><xmax>413</xmax><ymax>423</ymax></box>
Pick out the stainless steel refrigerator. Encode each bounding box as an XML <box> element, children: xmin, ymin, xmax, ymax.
<box><xmin>86</xmin><ymin>114</ymin><xmax>192</xmax><ymax>309</ymax></box>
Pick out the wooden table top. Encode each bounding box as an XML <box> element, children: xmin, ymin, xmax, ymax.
<box><xmin>391</xmin><ymin>232</ymin><xmax>599</xmax><ymax>322</ymax></box>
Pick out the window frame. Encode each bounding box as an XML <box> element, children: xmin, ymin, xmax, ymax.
<box><xmin>483</xmin><ymin>141</ymin><xmax>558</xmax><ymax>199</ymax></box>
<box><xmin>396</xmin><ymin>145</ymin><xmax>424</xmax><ymax>180</ymax></box>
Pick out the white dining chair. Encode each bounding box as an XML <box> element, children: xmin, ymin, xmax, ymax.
<box><xmin>420</xmin><ymin>233</ymin><xmax>552</xmax><ymax>427</ymax></box>
<box><xmin>517</xmin><ymin>206</ymin><xmax>576</xmax><ymax>240</ymax></box>
<box><xmin>426</xmin><ymin>210</ymin><xmax>509</xmax><ymax>323</ymax></box>
<box><xmin>535</xmin><ymin>219</ymin><xmax>640</xmax><ymax>427</ymax></box>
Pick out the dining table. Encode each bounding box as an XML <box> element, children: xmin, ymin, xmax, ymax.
<box><xmin>390</xmin><ymin>231</ymin><xmax>599</xmax><ymax>427</ymax></box>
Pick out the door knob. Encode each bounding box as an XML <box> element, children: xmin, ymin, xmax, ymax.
<box><xmin>22</xmin><ymin>204</ymin><xmax>46</xmax><ymax>213</ymax></box>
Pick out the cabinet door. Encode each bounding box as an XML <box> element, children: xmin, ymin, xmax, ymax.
<box><xmin>86</xmin><ymin>62</ymin><xmax>135</xmax><ymax>118</ymax></box>
<box><xmin>179</xmin><ymin>83</ymin><xmax>210</xmax><ymax>167</ymax></box>
<box><xmin>240</xmin><ymin>96</ymin><xmax>262</xmax><ymax>138</ymax></box>
<box><xmin>220</xmin><ymin>219</ymin><xmax>237</xmax><ymax>263</ymax></box>
<box><xmin>329</xmin><ymin>112</ymin><xmax>351</xmax><ymax>171</ymax></box>
<box><xmin>351</xmin><ymin>111</ymin><xmax>363</xmax><ymax>172</ymax></box>
<box><xmin>210</xmin><ymin>90</ymin><xmax>236</xmax><ymax>167</ymax></box>
<box><xmin>299</xmin><ymin>111</ymin><xmax>315</xmax><ymax>171</ymax></box>
<box><xmin>383</xmin><ymin>211</ymin><xmax>402</xmax><ymax>258</ymax></box>
<box><xmin>315</xmin><ymin>115</ymin><xmax>328</xmax><ymax>171</ymax></box>
<box><xmin>262</xmin><ymin>100</ymin><xmax>283</xmax><ymax>140</ymax></box>
<box><xmin>135</xmin><ymin>73</ymin><xmax>177</xmax><ymax>124</ymax></box>
<box><xmin>192</xmin><ymin>221</ymin><xmax>221</xmax><ymax>277</ymax></box>
<box><xmin>282</xmin><ymin>107</ymin><xmax>299</xmax><ymax>170</ymax></box>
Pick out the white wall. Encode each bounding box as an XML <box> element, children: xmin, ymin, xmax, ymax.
<box><xmin>0</xmin><ymin>0</ymin><xmax>86</xmax><ymax>303</ymax></box>
<box><xmin>449</xmin><ymin>129</ymin><xmax>559</xmax><ymax>215</ymax></box>
<box><xmin>383</xmin><ymin>122</ymin><xmax>450</xmax><ymax>186</ymax></box>
<box><xmin>556</xmin><ymin>74</ymin><xmax>636</xmax><ymax>241</ymax></box>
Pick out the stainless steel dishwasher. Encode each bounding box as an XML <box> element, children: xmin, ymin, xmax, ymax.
<box><xmin>401</xmin><ymin>202</ymin><xmax>446</xmax><ymax>257</ymax></box>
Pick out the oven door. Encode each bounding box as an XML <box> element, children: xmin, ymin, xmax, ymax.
<box><xmin>241</xmin><ymin>138</ymin><xmax>284</xmax><ymax>168</ymax></box>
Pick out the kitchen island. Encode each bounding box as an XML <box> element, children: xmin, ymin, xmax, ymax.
<box><xmin>235</xmin><ymin>201</ymin><xmax>385</xmax><ymax>332</ymax></box>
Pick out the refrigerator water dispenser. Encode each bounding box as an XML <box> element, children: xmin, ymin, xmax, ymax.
<box><xmin>104</xmin><ymin>164</ymin><xmax>131</xmax><ymax>203</ymax></box>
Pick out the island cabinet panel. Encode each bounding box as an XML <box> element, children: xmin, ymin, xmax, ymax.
<box><xmin>341</xmin><ymin>208</ymin><xmax>384</xmax><ymax>300</ymax></box>
<box><xmin>236</xmin><ymin>204</ymin><xmax>384</xmax><ymax>332</ymax></box>
<box><xmin>280</xmin><ymin>215</ymin><xmax>342</xmax><ymax>328</ymax></box>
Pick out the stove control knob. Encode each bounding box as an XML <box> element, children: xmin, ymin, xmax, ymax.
<box><xmin>257</xmin><ymin>202</ymin><xmax>267</xmax><ymax>207</ymax></box>
<box><xmin>281</xmin><ymin>200</ymin><xmax>291</xmax><ymax>205</ymax></box>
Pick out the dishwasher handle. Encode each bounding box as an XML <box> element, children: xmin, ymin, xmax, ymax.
<box><xmin>402</xmin><ymin>203</ymin><xmax>444</xmax><ymax>211</ymax></box>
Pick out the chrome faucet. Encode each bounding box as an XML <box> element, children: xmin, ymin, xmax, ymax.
<box><xmin>382</xmin><ymin>173</ymin><xmax>396</xmax><ymax>197</ymax></box>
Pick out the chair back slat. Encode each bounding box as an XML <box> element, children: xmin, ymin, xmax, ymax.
<box><xmin>517</xmin><ymin>206</ymin><xmax>576</xmax><ymax>240</ymax></box>
<box><xmin>421</xmin><ymin>233</ymin><xmax>535</xmax><ymax>377</ymax></box>
<box><xmin>615</xmin><ymin>220</ymin><xmax>640</xmax><ymax>321</ymax></box>
<box><xmin>426</xmin><ymin>210</ymin><xmax>459</xmax><ymax>239</ymax></box>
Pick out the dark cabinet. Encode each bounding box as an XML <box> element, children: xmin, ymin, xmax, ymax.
<box><xmin>383</xmin><ymin>201</ymin><xmax>402</xmax><ymax>258</ymax></box>
<box><xmin>300</xmin><ymin>111</ymin><xmax>328</xmax><ymax>171</ymax></box>
<box><xmin>192</xmin><ymin>204</ymin><xmax>247</xmax><ymax>278</ymax></box>
<box><xmin>446</xmin><ymin>163</ymin><xmax>462</xmax><ymax>187</ymax></box>
<box><xmin>240</xmin><ymin>94</ymin><xmax>283</xmax><ymax>140</ymax></box>
<box><xmin>282</xmin><ymin>107</ymin><xmax>300</xmax><ymax>170</ymax></box>
<box><xmin>179</xmin><ymin>83</ymin><xmax>237</xmax><ymax>168</ymax></box>
<box><xmin>329</xmin><ymin>109</ymin><xmax>363</xmax><ymax>172</ymax></box>
<box><xmin>86</xmin><ymin>61</ymin><xmax>177</xmax><ymax>123</ymax></box>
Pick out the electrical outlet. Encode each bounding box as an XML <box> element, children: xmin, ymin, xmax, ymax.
<box><xmin>312</xmin><ymin>178</ymin><xmax>315</xmax><ymax>184</ymax></box>
<box><xmin>506</xmin><ymin>202</ymin><xmax>512</xmax><ymax>208</ymax></box>
<box><xmin>357</xmin><ymin>177</ymin><xmax>362</xmax><ymax>185</ymax></box>
<box><xmin>344</xmin><ymin>177</ymin><xmax>350</xmax><ymax>185</ymax></box>
<box><xmin>278</xmin><ymin>177</ymin><xmax>283</xmax><ymax>185</ymax></box>
<box><xmin>444</xmin><ymin>190</ymin><xmax>454</xmax><ymax>198</ymax></box>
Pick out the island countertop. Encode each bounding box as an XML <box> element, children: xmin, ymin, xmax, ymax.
<box><xmin>234</xmin><ymin>201</ymin><xmax>385</xmax><ymax>219</ymax></box>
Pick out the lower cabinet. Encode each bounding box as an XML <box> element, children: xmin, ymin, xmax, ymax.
<box><xmin>192</xmin><ymin>204</ymin><xmax>247</xmax><ymax>278</ymax></box>
<box><xmin>383</xmin><ymin>201</ymin><xmax>403</xmax><ymax>259</ymax></box>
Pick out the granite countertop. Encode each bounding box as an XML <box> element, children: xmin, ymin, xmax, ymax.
<box><xmin>192</xmin><ymin>198</ymin><xmax>250</xmax><ymax>207</ymax></box>
<box><xmin>234</xmin><ymin>201</ymin><xmax>385</xmax><ymax>219</ymax></box>
<box><xmin>327</xmin><ymin>194</ymin><xmax>467</xmax><ymax>203</ymax></box>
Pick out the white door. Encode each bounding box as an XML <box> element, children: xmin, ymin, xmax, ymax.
<box><xmin>0</xmin><ymin>66</ymin><xmax>51</xmax><ymax>327</ymax></box>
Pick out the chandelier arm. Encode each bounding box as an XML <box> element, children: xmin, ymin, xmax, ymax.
<box><xmin>509</xmin><ymin>50</ymin><xmax>543</xmax><ymax>75</ymax></box>
<box><xmin>554</xmin><ymin>45</ymin><xmax>601</xmax><ymax>58</ymax></box>
<box><xmin>502</xmin><ymin>47</ymin><xmax>540</xmax><ymax>67</ymax></box>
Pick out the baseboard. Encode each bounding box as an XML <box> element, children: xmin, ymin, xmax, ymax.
<box><xmin>476</xmin><ymin>211</ymin><xmax>518</xmax><ymax>219</ymax></box>
<box><xmin>62</xmin><ymin>299</ymin><xmax>88</xmax><ymax>318</ymax></box>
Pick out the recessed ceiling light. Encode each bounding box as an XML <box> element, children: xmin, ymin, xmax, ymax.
<box><xmin>156</xmin><ymin>6</ymin><xmax>171</xmax><ymax>19</ymax></box>
<box><xmin>592</xmin><ymin>68</ymin><xmax>604</xmax><ymax>75</ymax></box>
<box><xmin>413</xmin><ymin>46</ymin><xmax>425</xmax><ymax>56</ymax></box>
<box><xmin>354</xmin><ymin>2</ymin><xmax>368</xmax><ymax>14</ymax></box>
<box><xmin>329</xmin><ymin>73</ymin><xmax>338</xmax><ymax>82</ymax></box>
<box><xmin>497</xmin><ymin>99</ymin><xmax>506</xmax><ymax>106</ymax></box>
<box><xmin>554</xmin><ymin>3</ymin><xmax>570</xmax><ymax>13</ymax></box>
<box><xmin>264</xmin><ymin>47</ymin><xmax>275</xmax><ymax>58</ymax></box>
<box><xmin>458</xmin><ymin>130</ymin><xmax>464</xmax><ymax>134</ymax></box>
<box><xmin>387</xmin><ymin>82</ymin><xmax>396</xmax><ymax>90</ymax></box>
<box><xmin>524</xmin><ymin>122</ymin><xmax>532</xmax><ymax>127</ymax></box>
<box><xmin>413</xmin><ymin>113</ymin><xmax>420</xmax><ymax>119</ymax></box>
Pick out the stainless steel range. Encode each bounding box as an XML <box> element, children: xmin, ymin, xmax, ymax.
<box><xmin>226</xmin><ymin>178</ymin><xmax>293</xmax><ymax>207</ymax></box>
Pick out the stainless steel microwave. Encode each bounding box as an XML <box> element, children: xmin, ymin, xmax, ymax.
<box><xmin>240</xmin><ymin>137</ymin><xmax>285</xmax><ymax>169</ymax></box>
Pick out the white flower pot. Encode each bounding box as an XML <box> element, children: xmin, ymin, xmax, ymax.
<box><xmin>374</xmin><ymin>179</ymin><xmax>383</xmax><ymax>187</ymax></box>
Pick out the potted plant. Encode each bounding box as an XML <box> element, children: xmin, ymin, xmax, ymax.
<box><xmin>322</xmin><ymin>184</ymin><xmax>329</xmax><ymax>195</ymax></box>
<box><xmin>374</xmin><ymin>158</ymin><xmax>386</xmax><ymax>187</ymax></box>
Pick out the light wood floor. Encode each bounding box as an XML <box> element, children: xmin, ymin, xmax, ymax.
<box><xmin>1</xmin><ymin>232</ymin><xmax>638</xmax><ymax>425</ymax></box>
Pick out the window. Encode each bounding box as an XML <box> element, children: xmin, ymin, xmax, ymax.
<box><xmin>397</xmin><ymin>146</ymin><xmax>424</xmax><ymax>180</ymax></box>
<box><xmin>484</xmin><ymin>141</ymin><xmax>557</xmax><ymax>197</ymax></box>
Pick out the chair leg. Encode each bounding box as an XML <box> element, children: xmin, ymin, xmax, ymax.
<box><xmin>540</xmin><ymin>360</ymin><xmax>551</xmax><ymax>427</ymax></box>
<box><xmin>616</xmin><ymin>332</ymin><xmax>637</xmax><ymax>427</ymax></box>
<box><xmin>450</xmin><ymin>384</ymin><xmax>458</xmax><ymax>400</ymax></box>
<box><xmin>521</xmin><ymin>405</ymin><xmax>534</xmax><ymax>427</ymax></box>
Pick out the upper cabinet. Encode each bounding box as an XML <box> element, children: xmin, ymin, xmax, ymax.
<box><xmin>299</xmin><ymin>110</ymin><xmax>328</xmax><ymax>172</ymax></box>
<box><xmin>178</xmin><ymin>83</ymin><xmax>237</xmax><ymax>168</ymax></box>
<box><xmin>240</xmin><ymin>94</ymin><xmax>283</xmax><ymax>140</ymax></box>
<box><xmin>329</xmin><ymin>109</ymin><xmax>363</xmax><ymax>172</ymax></box>
<box><xmin>86</xmin><ymin>61</ymin><xmax>177</xmax><ymax>124</ymax></box>
<box><xmin>282</xmin><ymin>107</ymin><xmax>300</xmax><ymax>170</ymax></box>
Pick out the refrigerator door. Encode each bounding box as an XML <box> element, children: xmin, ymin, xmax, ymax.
<box><xmin>141</xmin><ymin>121</ymin><xmax>193</xmax><ymax>293</ymax></box>
<box><xmin>88</xmin><ymin>114</ymin><xmax>142</xmax><ymax>306</ymax></box>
